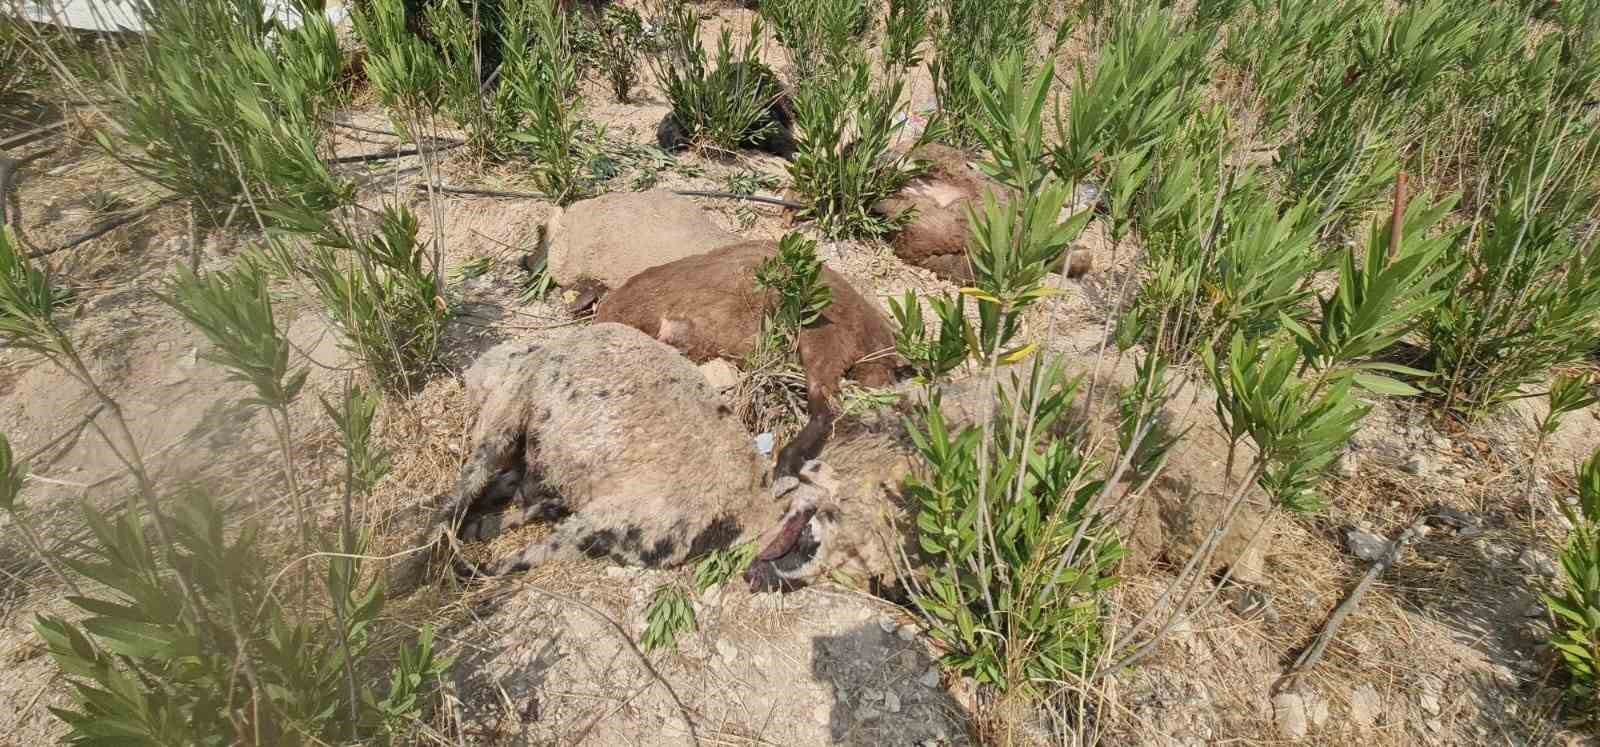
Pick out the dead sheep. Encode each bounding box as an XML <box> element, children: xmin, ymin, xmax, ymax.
<box><xmin>391</xmin><ymin>323</ymin><xmax>873</xmax><ymax>594</ymax></box>
<box><xmin>593</xmin><ymin>240</ymin><xmax>903</xmax><ymax>477</ymax></box>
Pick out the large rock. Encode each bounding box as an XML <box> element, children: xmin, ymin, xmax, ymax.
<box><xmin>594</xmin><ymin>241</ymin><xmax>901</xmax><ymax>394</ymax></box>
<box><xmin>544</xmin><ymin>191</ymin><xmax>743</xmax><ymax>289</ymax></box>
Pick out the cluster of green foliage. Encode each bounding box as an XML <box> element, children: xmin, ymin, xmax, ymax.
<box><xmin>99</xmin><ymin>0</ymin><xmax>347</xmax><ymax>224</ymax></box>
<box><xmin>892</xmin><ymin>55</ymin><xmax>1116</xmax><ymax>693</ymax></box>
<box><xmin>762</xmin><ymin>0</ymin><xmax>938</xmax><ymax>237</ymax></box>
<box><xmin>1548</xmin><ymin>448</ymin><xmax>1600</xmax><ymax>723</ymax></box>
<box><xmin>653</xmin><ymin>5</ymin><xmax>783</xmax><ymax>154</ymax></box>
<box><xmin>0</xmin><ymin>224</ymin><xmax>452</xmax><ymax>744</ymax></box>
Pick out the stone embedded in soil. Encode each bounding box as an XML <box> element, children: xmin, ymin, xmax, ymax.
<box><xmin>1518</xmin><ymin>548</ymin><xmax>1559</xmax><ymax>579</ymax></box>
<box><xmin>1345</xmin><ymin>528</ymin><xmax>1391</xmax><ymax>562</ymax></box>
<box><xmin>1273</xmin><ymin>692</ymin><xmax>1309</xmax><ymax>740</ymax></box>
<box><xmin>878</xmin><ymin>615</ymin><xmax>898</xmax><ymax>634</ymax></box>
<box><xmin>920</xmin><ymin>667</ymin><xmax>940</xmax><ymax>689</ymax></box>
<box><xmin>1404</xmin><ymin>453</ymin><xmax>1434</xmax><ymax>476</ymax></box>
<box><xmin>897</xmin><ymin>624</ymin><xmax>918</xmax><ymax>642</ymax></box>
<box><xmin>1337</xmin><ymin>450</ymin><xmax>1359</xmax><ymax>477</ymax></box>
<box><xmin>1349</xmin><ymin>684</ymin><xmax>1382</xmax><ymax>729</ymax></box>
<box><xmin>698</xmin><ymin>358</ymin><xmax>740</xmax><ymax>391</ymax></box>
<box><xmin>884</xmin><ymin>690</ymin><xmax>902</xmax><ymax>714</ymax></box>
<box><xmin>1418</xmin><ymin>677</ymin><xmax>1443</xmax><ymax>716</ymax></box>
<box><xmin>1226</xmin><ymin>585</ymin><xmax>1273</xmax><ymax>621</ymax></box>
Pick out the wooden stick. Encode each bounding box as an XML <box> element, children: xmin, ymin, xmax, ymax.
<box><xmin>1387</xmin><ymin>172</ymin><xmax>1409</xmax><ymax>263</ymax></box>
<box><xmin>1274</xmin><ymin>513</ymin><xmax>1428</xmax><ymax>693</ymax></box>
<box><xmin>326</xmin><ymin>140</ymin><xmax>465</xmax><ymax>165</ymax></box>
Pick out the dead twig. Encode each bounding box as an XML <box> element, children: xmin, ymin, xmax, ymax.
<box><xmin>25</xmin><ymin>195</ymin><xmax>183</xmax><ymax>258</ymax></box>
<box><xmin>672</xmin><ymin>189</ymin><xmax>805</xmax><ymax>210</ymax></box>
<box><xmin>1274</xmin><ymin>513</ymin><xmax>1430</xmax><ymax>694</ymax></box>
<box><xmin>0</xmin><ymin>148</ymin><xmax>56</xmax><ymax>228</ymax></box>
<box><xmin>0</xmin><ymin>120</ymin><xmax>66</xmax><ymax>151</ymax></box>
<box><xmin>21</xmin><ymin>403</ymin><xmax>106</xmax><ymax>469</ymax></box>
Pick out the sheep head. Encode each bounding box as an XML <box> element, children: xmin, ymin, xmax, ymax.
<box><xmin>744</xmin><ymin>459</ymin><xmax>841</xmax><ymax>592</ymax></box>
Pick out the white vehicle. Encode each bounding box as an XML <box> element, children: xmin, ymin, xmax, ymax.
<box><xmin>5</xmin><ymin>0</ymin><xmax>346</xmax><ymax>34</ymax></box>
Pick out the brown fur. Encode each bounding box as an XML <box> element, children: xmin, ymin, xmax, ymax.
<box><xmin>594</xmin><ymin>239</ymin><xmax>901</xmax><ymax>410</ymax></box>
<box><xmin>874</xmin><ymin>144</ymin><xmax>1094</xmax><ymax>281</ymax></box>
<box><xmin>873</xmin><ymin>144</ymin><xmax>991</xmax><ymax>282</ymax></box>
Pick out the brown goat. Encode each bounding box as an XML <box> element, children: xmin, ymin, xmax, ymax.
<box><xmin>594</xmin><ymin>240</ymin><xmax>903</xmax><ymax>477</ymax></box>
<box><xmin>874</xmin><ymin>144</ymin><xmax>1095</xmax><ymax>281</ymax></box>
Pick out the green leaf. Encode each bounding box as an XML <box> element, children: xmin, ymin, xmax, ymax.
<box><xmin>1351</xmin><ymin>373</ymin><xmax>1421</xmax><ymax>396</ymax></box>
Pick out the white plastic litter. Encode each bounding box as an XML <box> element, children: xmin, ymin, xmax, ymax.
<box><xmin>754</xmin><ymin>433</ymin><xmax>775</xmax><ymax>456</ymax></box>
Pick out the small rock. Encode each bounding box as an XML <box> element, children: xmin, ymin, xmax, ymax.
<box><xmin>1519</xmin><ymin>548</ymin><xmax>1559</xmax><ymax>579</ymax></box>
<box><xmin>1418</xmin><ymin>677</ymin><xmax>1442</xmax><ymax>716</ymax></box>
<box><xmin>883</xmin><ymin>690</ymin><xmax>902</xmax><ymax>714</ymax></box>
<box><xmin>1336</xmin><ymin>451</ymin><xmax>1359</xmax><ymax>478</ymax></box>
<box><xmin>699</xmin><ymin>359</ymin><xmax>740</xmax><ymax>391</ymax></box>
<box><xmin>878</xmin><ymin>615</ymin><xmax>898</xmax><ymax>634</ymax></box>
<box><xmin>897</xmin><ymin>624</ymin><xmax>918</xmax><ymax>642</ymax></box>
<box><xmin>863</xmin><ymin>689</ymin><xmax>884</xmax><ymax>702</ymax></box>
<box><xmin>178</xmin><ymin>347</ymin><xmax>198</xmax><ymax>370</ymax></box>
<box><xmin>1227</xmin><ymin>585</ymin><xmax>1271</xmax><ymax>619</ymax></box>
<box><xmin>1345</xmin><ymin>528</ymin><xmax>1391</xmax><ymax>562</ymax></box>
<box><xmin>1307</xmin><ymin>693</ymin><xmax>1329</xmax><ymax>728</ymax></box>
<box><xmin>715</xmin><ymin>639</ymin><xmax>737</xmax><ymax>661</ymax></box>
<box><xmin>701</xmin><ymin>584</ymin><xmax>722</xmax><ymax>608</ymax></box>
<box><xmin>1349</xmin><ymin>684</ymin><xmax>1381</xmax><ymax>729</ymax></box>
<box><xmin>1404</xmin><ymin>453</ymin><xmax>1433</xmax><ymax>476</ymax></box>
<box><xmin>1273</xmin><ymin>692</ymin><xmax>1309</xmax><ymax>740</ymax></box>
<box><xmin>1525</xmin><ymin>598</ymin><xmax>1547</xmax><ymax>619</ymax></box>
<box><xmin>1345</xmin><ymin>633</ymin><xmax>1376</xmax><ymax>659</ymax></box>
<box><xmin>919</xmin><ymin>667</ymin><xmax>940</xmax><ymax>688</ymax></box>
<box><xmin>1430</xmin><ymin>434</ymin><xmax>1450</xmax><ymax>450</ymax></box>
<box><xmin>1065</xmin><ymin>247</ymin><xmax>1093</xmax><ymax>278</ymax></box>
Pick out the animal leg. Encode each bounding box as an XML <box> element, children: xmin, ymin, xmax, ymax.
<box><xmin>491</xmin><ymin>516</ymin><xmax>596</xmax><ymax>575</ymax></box>
<box><xmin>461</xmin><ymin>485</ymin><xmax>569</xmax><ymax>541</ymax></box>
<box><xmin>387</xmin><ymin>430</ymin><xmax>528</xmax><ymax>596</ymax></box>
<box><xmin>774</xmin><ymin>394</ymin><xmax>835</xmax><ymax>479</ymax></box>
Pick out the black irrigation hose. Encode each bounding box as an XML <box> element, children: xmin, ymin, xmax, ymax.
<box><xmin>326</xmin><ymin>140</ymin><xmax>466</xmax><ymax>165</ymax></box>
<box><xmin>672</xmin><ymin>189</ymin><xmax>805</xmax><ymax>210</ymax></box>
<box><xmin>26</xmin><ymin>195</ymin><xmax>184</xmax><ymax>258</ymax></box>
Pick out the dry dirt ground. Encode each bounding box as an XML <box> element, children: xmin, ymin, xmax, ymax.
<box><xmin>2</xmin><ymin>2</ymin><xmax>1600</xmax><ymax>746</ymax></box>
